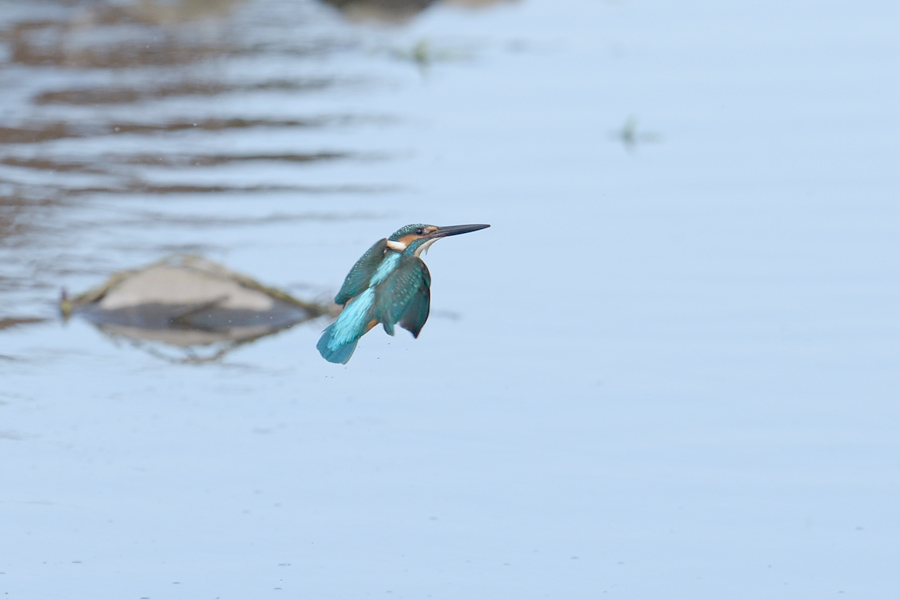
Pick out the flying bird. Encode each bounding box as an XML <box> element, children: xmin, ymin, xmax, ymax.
<box><xmin>317</xmin><ymin>223</ymin><xmax>490</xmax><ymax>364</ymax></box>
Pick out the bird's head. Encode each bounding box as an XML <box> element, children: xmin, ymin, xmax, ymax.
<box><xmin>386</xmin><ymin>223</ymin><xmax>490</xmax><ymax>256</ymax></box>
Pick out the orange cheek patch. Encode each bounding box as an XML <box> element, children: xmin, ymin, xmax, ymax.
<box><xmin>398</xmin><ymin>228</ymin><xmax>437</xmax><ymax>247</ymax></box>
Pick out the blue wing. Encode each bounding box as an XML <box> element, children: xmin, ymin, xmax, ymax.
<box><xmin>399</xmin><ymin>262</ymin><xmax>431</xmax><ymax>338</ymax></box>
<box><xmin>334</xmin><ymin>238</ymin><xmax>387</xmax><ymax>305</ymax></box>
<box><xmin>375</xmin><ymin>258</ymin><xmax>430</xmax><ymax>337</ymax></box>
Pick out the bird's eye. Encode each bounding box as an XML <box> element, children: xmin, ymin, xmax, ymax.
<box><xmin>415</xmin><ymin>228</ymin><xmax>424</xmax><ymax>235</ymax></box>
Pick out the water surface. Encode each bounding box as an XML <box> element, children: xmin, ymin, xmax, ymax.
<box><xmin>2</xmin><ymin>0</ymin><xmax>899</xmax><ymax>598</ymax></box>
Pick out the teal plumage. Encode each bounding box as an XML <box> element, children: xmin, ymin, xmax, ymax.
<box><xmin>317</xmin><ymin>222</ymin><xmax>489</xmax><ymax>364</ymax></box>
<box><xmin>333</xmin><ymin>239</ymin><xmax>389</xmax><ymax>306</ymax></box>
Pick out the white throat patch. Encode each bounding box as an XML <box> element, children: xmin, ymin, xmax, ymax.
<box><xmin>414</xmin><ymin>238</ymin><xmax>438</xmax><ymax>257</ymax></box>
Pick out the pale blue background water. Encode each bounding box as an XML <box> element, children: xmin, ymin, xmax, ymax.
<box><xmin>2</xmin><ymin>0</ymin><xmax>899</xmax><ymax>598</ymax></box>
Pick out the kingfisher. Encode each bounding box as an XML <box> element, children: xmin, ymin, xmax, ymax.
<box><xmin>317</xmin><ymin>223</ymin><xmax>490</xmax><ymax>364</ymax></box>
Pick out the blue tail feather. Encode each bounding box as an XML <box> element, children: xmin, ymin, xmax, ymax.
<box><xmin>317</xmin><ymin>323</ymin><xmax>359</xmax><ymax>364</ymax></box>
<box><xmin>317</xmin><ymin>289</ymin><xmax>375</xmax><ymax>364</ymax></box>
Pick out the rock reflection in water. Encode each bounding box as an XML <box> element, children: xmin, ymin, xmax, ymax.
<box><xmin>62</xmin><ymin>256</ymin><xmax>333</xmax><ymax>363</ymax></box>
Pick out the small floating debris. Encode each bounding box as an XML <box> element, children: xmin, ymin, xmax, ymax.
<box><xmin>383</xmin><ymin>39</ymin><xmax>473</xmax><ymax>69</ymax></box>
<box><xmin>61</xmin><ymin>255</ymin><xmax>333</xmax><ymax>362</ymax></box>
<box><xmin>610</xmin><ymin>116</ymin><xmax>662</xmax><ymax>152</ymax></box>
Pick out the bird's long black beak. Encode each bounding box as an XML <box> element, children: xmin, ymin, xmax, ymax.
<box><xmin>430</xmin><ymin>224</ymin><xmax>491</xmax><ymax>238</ymax></box>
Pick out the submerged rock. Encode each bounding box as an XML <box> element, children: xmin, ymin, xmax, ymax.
<box><xmin>62</xmin><ymin>255</ymin><xmax>332</xmax><ymax>361</ymax></box>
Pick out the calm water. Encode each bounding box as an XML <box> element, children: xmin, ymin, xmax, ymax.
<box><xmin>2</xmin><ymin>0</ymin><xmax>899</xmax><ymax>598</ymax></box>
